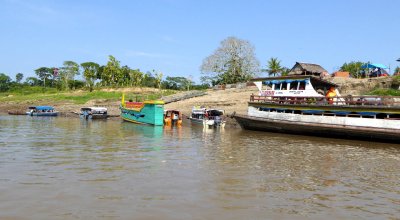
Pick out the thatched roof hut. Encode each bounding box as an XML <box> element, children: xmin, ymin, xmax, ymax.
<box><xmin>288</xmin><ymin>62</ymin><xmax>328</xmax><ymax>76</ymax></box>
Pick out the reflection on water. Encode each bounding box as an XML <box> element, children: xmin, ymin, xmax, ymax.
<box><xmin>0</xmin><ymin>115</ymin><xmax>399</xmax><ymax>219</ymax></box>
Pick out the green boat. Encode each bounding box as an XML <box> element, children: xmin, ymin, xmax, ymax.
<box><xmin>120</xmin><ymin>94</ymin><xmax>165</xmax><ymax>126</ymax></box>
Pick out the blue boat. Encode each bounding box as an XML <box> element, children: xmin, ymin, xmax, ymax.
<box><xmin>26</xmin><ymin>106</ymin><xmax>58</xmax><ymax>116</ymax></box>
<box><xmin>119</xmin><ymin>94</ymin><xmax>165</xmax><ymax>126</ymax></box>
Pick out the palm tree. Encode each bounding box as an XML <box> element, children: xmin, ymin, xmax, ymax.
<box><xmin>280</xmin><ymin>67</ymin><xmax>290</xmax><ymax>76</ymax></box>
<box><xmin>266</xmin><ymin>57</ymin><xmax>283</xmax><ymax>76</ymax></box>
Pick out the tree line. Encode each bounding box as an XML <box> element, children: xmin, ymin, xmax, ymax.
<box><xmin>2</xmin><ymin>37</ymin><xmax>400</xmax><ymax>92</ymax></box>
<box><xmin>0</xmin><ymin>55</ymin><xmax>208</xmax><ymax>92</ymax></box>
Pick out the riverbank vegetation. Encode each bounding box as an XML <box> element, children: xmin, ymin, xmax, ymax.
<box><xmin>1</xmin><ymin>85</ymin><xmax>177</xmax><ymax>105</ymax></box>
<box><xmin>368</xmin><ymin>75</ymin><xmax>400</xmax><ymax>96</ymax></box>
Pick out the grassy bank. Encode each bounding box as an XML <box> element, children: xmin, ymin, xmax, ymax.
<box><xmin>367</xmin><ymin>89</ymin><xmax>400</xmax><ymax>96</ymax></box>
<box><xmin>1</xmin><ymin>86</ymin><xmax>177</xmax><ymax>104</ymax></box>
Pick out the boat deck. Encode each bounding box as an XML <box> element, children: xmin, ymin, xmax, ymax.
<box><xmin>249</xmin><ymin>95</ymin><xmax>400</xmax><ymax>115</ymax></box>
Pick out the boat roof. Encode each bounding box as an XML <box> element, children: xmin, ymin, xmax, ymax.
<box><xmin>81</xmin><ymin>107</ymin><xmax>107</xmax><ymax>111</ymax></box>
<box><xmin>251</xmin><ymin>75</ymin><xmax>337</xmax><ymax>87</ymax></box>
<box><xmin>192</xmin><ymin>106</ymin><xmax>206</xmax><ymax>110</ymax></box>
<box><xmin>208</xmin><ymin>109</ymin><xmax>224</xmax><ymax>116</ymax></box>
<box><xmin>164</xmin><ymin>109</ymin><xmax>180</xmax><ymax>112</ymax></box>
<box><xmin>28</xmin><ymin>106</ymin><xmax>55</xmax><ymax>110</ymax></box>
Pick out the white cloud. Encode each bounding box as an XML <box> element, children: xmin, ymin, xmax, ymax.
<box><xmin>2</xmin><ymin>0</ymin><xmax>61</xmax><ymax>25</ymax></box>
<box><xmin>161</xmin><ymin>35</ymin><xmax>179</xmax><ymax>44</ymax></box>
<box><xmin>125</xmin><ymin>50</ymin><xmax>166</xmax><ymax>58</ymax></box>
<box><xmin>7</xmin><ymin>0</ymin><xmax>58</xmax><ymax>15</ymax></box>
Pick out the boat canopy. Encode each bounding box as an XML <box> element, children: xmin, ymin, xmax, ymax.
<box><xmin>208</xmin><ymin>109</ymin><xmax>224</xmax><ymax>116</ymax></box>
<box><xmin>28</xmin><ymin>106</ymin><xmax>55</xmax><ymax>110</ymax></box>
<box><xmin>252</xmin><ymin>75</ymin><xmax>337</xmax><ymax>88</ymax></box>
<box><xmin>263</xmin><ymin>78</ymin><xmax>310</xmax><ymax>85</ymax></box>
<box><xmin>192</xmin><ymin>107</ymin><xmax>206</xmax><ymax>114</ymax></box>
<box><xmin>81</xmin><ymin>107</ymin><xmax>107</xmax><ymax>112</ymax></box>
<box><xmin>361</xmin><ymin>63</ymin><xmax>388</xmax><ymax>69</ymax></box>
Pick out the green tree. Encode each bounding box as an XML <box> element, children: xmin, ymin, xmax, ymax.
<box><xmin>81</xmin><ymin>62</ymin><xmax>100</xmax><ymax>92</ymax></box>
<box><xmin>34</xmin><ymin>67</ymin><xmax>53</xmax><ymax>87</ymax></box>
<box><xmin>142</xmin><ymin>72</ymin><xmax>155</xmax><ymax>88</ymax></box>
<box><xmin>97</xmin><ymin>65</ymin><xmax>105</xmax><ymax>85</ymax></box>
<box><xmin>59</xmin><ymin>61</ymin><xmax>80</xmax><ymax>90</ymax></box>
<box><xmin>185</xmin><ymin>75</ymin><xmax>193</xmax><ymax>91</ymax></box>
<box><xmin>265</xmin><ymin>57</ymin><xmax>283</xmax><ymax>76</ymax></box>
<box><xmin>163</xmin><ymin>76</ymin><xmax>193</xmax><ymax>90</ymax></box>
<box><xmin>154</xmin><ymin>71</ymin><xmax>163</xmax><ymax>91</ymax></box>
<box><xmin>120</xmin><ymin>65</ymin><xmax>132</xmax><ymax>86</ymax></box>
<box><xmin>25</xmin><ymin>77</ymin><xmax>40</xmax><ymax>86</ymax></box>
<box><xmin>16</xmin><ymin>73</ymin><xmax>24</xmax><ymax>83</ymax></box>
<box><xmin>0</xmin><ymin>73</ymin><xmax>11</xmax><ymax>91</ymax></box>
<box><xmin>200</xmin><ymin>36</ymin><xmax>260</xmax><ymax>85</ymax></box>
<box><xmin>281</xmin><ymin>67</ymin><xmax>290</xmax><ymax>76</ymax></box>
<box><xmin>129</xmin><ymin>69</ymin><xmax>144</xmax><ymax>87</ymax></box>
<box><xmin>340</xmin><ymin>61</ymin><xmax>364</xmax><ymax>78</ymax></box>
<box><xmin>394</xmin><ymin>66</ymin><xmax>400</xmax><ymax>75</ymax></box>
<box><xmin>102</xmin><ymin>55</ymin><xmax>121</xmax><ymax>86</ymax></box>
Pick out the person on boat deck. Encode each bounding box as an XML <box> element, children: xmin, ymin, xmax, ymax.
<box><xmin>205</xmin><ymin>110</ymin><xmax>209</xmax><ymax>119</ymax></box>
<box><xmin>326</xmin><ymin>87</ymin><xmax>337</xmax><ymax>104</ymax></box>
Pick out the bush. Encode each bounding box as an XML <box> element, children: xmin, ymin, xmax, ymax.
<box><xmin>391</xmin><ymin>75</ymin><xmax>400</xmax><ymax>89</ymax></box>
<box><xmin>368</xmin><ymin>88</ymin><xmax>400</xmax><ymax>96</ymax></box>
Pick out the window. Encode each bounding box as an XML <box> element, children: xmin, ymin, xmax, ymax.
<box><xmin>290</xmin><ymin>82</ymin><xmax>298</xmax><ymax>90</ymax></box>
<box><xmin>281</xmin><ymin>82</ymin><xmax>288</xmax><ymax>90</ymax></box>
<box><xmin>298</xmin><ymin>82</ymin><xmax>306</xmax><ymax>90</ymax></box>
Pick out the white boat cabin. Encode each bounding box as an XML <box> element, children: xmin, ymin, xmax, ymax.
<box><xmin>81</xmin><ymin>107</ymin><xmax>108</xmax><ymax>114</ymax></box>
<box><xmin>252</xmin><ymin>76</ymin><xmax>337</xmax><ymax>98</ymax></box>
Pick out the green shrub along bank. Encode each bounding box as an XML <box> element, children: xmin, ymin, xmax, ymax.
<box><xmin>1</xmin><ymin>88</ymin><xmax>177</xmax><ymax>104</ymax></box>
<box><xmin>368</xmin><ymin>89</ymin><xmax>400</xmax><ymax>96</ymax></box>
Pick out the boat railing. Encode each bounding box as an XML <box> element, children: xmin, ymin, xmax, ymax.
<box><xmin>250</xmin><ymin>95</ymin><xmax>400</xmax><ymax>107</ymax></box>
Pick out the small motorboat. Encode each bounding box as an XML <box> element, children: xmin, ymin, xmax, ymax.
<box><xmin>26</xmin><ymin>106</ymin><xmax>58</xmax><ymax>116</ymax></box>
<box><xmin>80</xmin><ymin>107</ymin><xmax>108</xmax><ymax>120</ymax></box>
<box><xmin>189</xmin><ymin>106</ymin><xmax>225</xmax><ymax>128</ymax></box>
<box><xmin>164</xmin><ymin>109</ymin><xmax>182</xmax><ymax>126</ymax></box>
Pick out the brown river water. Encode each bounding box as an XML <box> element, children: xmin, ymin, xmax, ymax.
<box><xmin>0</xmin><ymin>115</ymin><xmax>399</xmax><ymax>219</ymax></box>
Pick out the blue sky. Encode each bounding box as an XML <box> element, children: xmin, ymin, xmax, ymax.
<box><xmin>1</xmin><ymin>0</ymin><xmax>399</xmax><ymax>83</ymax></box>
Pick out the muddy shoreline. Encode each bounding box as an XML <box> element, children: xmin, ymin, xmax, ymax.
<box><xmin>1</xmin><ymin>87</ymin><xmax>256</xmax><ymax>127</ymax></box>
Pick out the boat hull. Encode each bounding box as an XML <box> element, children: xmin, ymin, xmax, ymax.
<box><xmin>8</xmin><ymin>110</ymin><xmax>26</xmax><ymax>115</ymax></box>
<box><xmin>80</xmin><ymin>114</ymin><xmax>108</xmax><ymax>120</ymax></box>
<box><xmin>189</xmin><ymin>117</ymin><xmax>226</xmax><ymax>128</ymax></box>
<box><xmin>189</xmin><ymin>117</ymin><xmax>209</xmax><ymax>124</ymax></box>
<box><xmin>27</xmin><ymin>112</ymin><xmax>59</xmax><ymax>116</ymax></box>
<box><xmin>120</xmin><ymin>103</ymin><xmax>164</xmax><ymax>126</ymax></box>
<box><xmin>233</xmin><ymin>114</ymin><xmax>400</xmax><ymax>143</ymax></box>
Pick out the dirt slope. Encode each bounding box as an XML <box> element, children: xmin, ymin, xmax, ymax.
<box><xmin>165</xmin><ymin>87</ymin><xmax>258</xmax><ymax>117</ymax></box>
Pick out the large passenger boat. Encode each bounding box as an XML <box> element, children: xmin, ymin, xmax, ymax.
<box><xmin>233</xmin><ymin>75</ymin><xmax>400</xmax><ymax>142</ymax></box>
<box><xmin>120</xmin><ymin>94</ymin><xmax>165</xmax><ymax>126</ymax></box>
